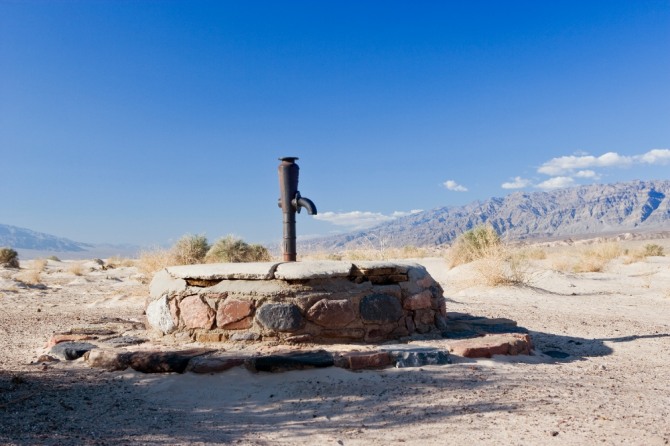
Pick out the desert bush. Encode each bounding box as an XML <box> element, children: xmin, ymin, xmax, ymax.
<box><xmin>447</xmin><ymin>225</ymin><xmax>530</xmax><ymax>286</ymax></box>
<box><xmin>137</xmin><ymin>248</ymin><xmax>173</xmax><ymax>277</ymax></box>
<box><xmin>68</xmin><ymin>262</ymin><xmax>85</xmax><ymax>276</ymax></box>
<box><xmin>107</xmin><ymin>256</ymin><xmax>136</xmax><ymax>268</ymax></box>
<box><xmin>171</xmin><ymin>234</ymin><xmax>209</xmax><ymax>265</ymax></box>
<box><xmin>572</xmin><ymin>242</ymin><xmax>623</xmax><ymax>272</ymax></box>
<box><xmin>448</xmin><ymin>225</ymin><xmax>501</xmax><ymax>267</ymax></box>
<box><xmin>32</xmin><ymin>258</ymin><xmax>48</xmax><ymax>272</ymax></box>
<box><xmin>0</xmin><ymin>247</ymin><xmax>19</xmax><ymax>268</ymax></box>
<box><xmin>643</xmin><ymin>243</ymin><xmax>664</xmax><ymax>257</ymax></box>
<box><xmin>472</xmin><ymin>245</ymin><xmax>531</xmax><ymax>286</ymax></box>
<box><xmin>205</xmin><ymin>235</ymin><xmax>271</xmax><ymax>263</ymax></box>
<box><xmin>522</xmin><ymin>248</ymin><xmax>547</xmax><ymax>260</ymax></box>
<box><xmin>15</xmin><ymin>269</ymin><xmax>41</xmax><ymax>285</ymax></box>
<box><xmin>47</xmin><ymin>255</ymin><xmax>61</xmax><ymax>262</ymax></box>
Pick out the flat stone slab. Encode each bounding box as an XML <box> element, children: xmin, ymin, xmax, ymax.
<box><xmin>274</xmin><ymin>261</ymin><xmax>353</xmax><ymax>280</ymax></box>
<box><xmin>248</xmin><ymin>350</ymin><xmax>335</xmax><ymax>372</ymax></box>
<box><xmin>166</xmin><ymin>262</ymin><xmax>280</xmax><ymax>281</ymax></box>
<box><xmin>447</xmin><ymin>333</ymin><xmax>533</xmax><ymax>358</ymax></box>
<box><xmin>352</xmin><ymin>261</ymin><xmax>412</xmax><ymax>274</ymax></box>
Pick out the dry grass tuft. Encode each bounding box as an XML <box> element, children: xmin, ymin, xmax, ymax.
<box><xmin>68</xmin><ymin>262</ymin><xmax>85</xmax><ymax>276</ymax></box>
<box><xmin>15</xmin><ymin>269</ymin><xmax>42</xmax><ymax>285</ymax></box>
<box><xmin>448</xmin><ymin>225</ymin><xmax>501</xmax><ymax>268</ymax></box>
<box><xmin>303</xmin><ymin>245</ymin><xmax>431</xmax><ymax>262</ymax></box>
<box><xmin>106</xmin><ymin>256</ymin><xmax>136</xmax><ymax>268</ymax></box>
<box><xmin>32</xmin><ymin>259</ymin><xmax>48</xmax><ymax>272</ymax></box>
<box><xmin>571</xmin><ymin>242</ymin><xmax>623</xmax><ymax>272</ymax></box>
<box><xmin>521</xmin><ymin>248</ymin><xmax>547</xmax><ymax>260</ymax></box>
<box><xmin>446</xmin><ymin>225</ymin><xmax>531</xmax><ymax>286</ymax></box>
<box><xmin>137</xmin><ymin>248</ymin><xmax>174</xmax><ymax>278</ymax></box>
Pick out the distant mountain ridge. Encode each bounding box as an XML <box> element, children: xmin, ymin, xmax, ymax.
<box><xmin>304</xmin><ymin>180</ymin><xmax>670</xmax><ymax>250</ymax></box>
<box><xmin>0</xmin><ymin>224</ymin><xmax>92</xmax><ymax>252</ymax></box>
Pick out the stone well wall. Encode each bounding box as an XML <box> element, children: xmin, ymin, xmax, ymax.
<box><xmin>145</xmin><ymin>261</ymin><xmax>447</xmax><ymax>343</ymax></box>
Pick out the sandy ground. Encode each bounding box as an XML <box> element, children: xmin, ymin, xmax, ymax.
<box><xmin>1</xmin><ymin>242</ymin><xmax>669</xmax><ymax>445</ymax></box>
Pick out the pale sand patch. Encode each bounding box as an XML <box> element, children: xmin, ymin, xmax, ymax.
<box><xmin>1</xmin><ymin>248</ymin><xmax>669</xmax><ymax>445</ymax></box>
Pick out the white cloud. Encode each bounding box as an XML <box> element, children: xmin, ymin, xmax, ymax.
<box><xmin>574</xmin><ymin>170</ymin><xmax>600</xmax><ymax>179</ymax></box>
<box><xmin>443</xmin><ymin>180</ymin><xmax>468</xmax><ymax>192</ymax></box>
<box><xmin>537</xmin><ymin>148</ymin><xmax>669</xmax><ymax>177</ymax></box>
<box><xmin>538</xmin><ymin>152</ymin><xmax>632</xmax><ymax>176</ymax></box>
<box><xmin>637</xmin><ymin>148</ymin><xmax>670</xmax><ymax>164</ymax></box>
<box><xmin>501</xmin><ymin>176</ymin><xmax>532</xmax><ymax>189</ymax></box>
<box><xmin>536</xmin><ymin>176</ymin><xmax>575</xmax><ymax>190</ymax></box>
<box><xmin>314</xmin><ymin>209</ymin><xmax>423</xmax><ymax>230</ymax></box>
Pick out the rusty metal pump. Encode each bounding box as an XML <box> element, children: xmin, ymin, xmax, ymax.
<box><xmin>278</xmin><ymin>157</ymin><xmax>317</xmax><ymax>261</ymax></box>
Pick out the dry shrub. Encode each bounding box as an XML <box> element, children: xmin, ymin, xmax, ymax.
<box><xmin>571</xmin><ymin>242</ymin><xmax>622</xmax><ymax>272</ymax></box>
<box><xmin>68</xmin><ymin>262</ymin><xmax>85</xmax><ymax>276</ymax></box>
<box><xmin>0</xmin><ymin>247</ymin><xmax>19</xmax><ymax>268</ymax></box>
<box><xmin>522</xmin><ymin>248</ymin><xmax>547</xmax><ymax>260</ymax></box>
<box><xmin>137</xmin><ymin>248</ymin><xmax>173</xmax><ymax>277</ymax></box>
<box><xmin>171</xmin><ymin>234</ymin><xmax>209</xmax><ymax>265</ymax></box>
<box><xmin>137</xmin><ymin>234</ymin><xmax>272</xmax><ymax>279</ymax></box>
<box><xmin>16</xmin><ymin>269</ymin><xmax>41</xmax><ymax>285</ymax></box>
<box><xmin>572</xmin><ymin>256</ymin><xmax>606</xmax><ymax>273</ymax></box>
<box><xmin>623</xmin><ymin>243</ymin><xmax>665</xmax><ymax>264</ymax></box>
<box><xmin>106</xmin><ymin>256</ymin><xmax>136</xmax><ymax>268</ymax></box>
<box><xmin>643</xmin><ymin>243</ymin><xmax>664</xmax><ymax>257</ymax></box>
<box><xmin>32</xmin><ymin>258</ymin><xmax>48</xmax><ymax>272</ymax></box>
<box><xmin>448</xmin><ymin>225</ymin><xmax>530</xmax><ymax>286</ymax></box>
<box><xmin>205</xmin><ymin>235</ymin><xmax>271</xmax><ymax>263</ymax></box>
<box><xmin>473</xmin><ymin>244</ymin><xmax>530</xmax><ymax>286</ymax></box>
<box><xmin>448</xmin><ymin>225</ymin><xmax>501</xmax><ymax>267</ymax></box>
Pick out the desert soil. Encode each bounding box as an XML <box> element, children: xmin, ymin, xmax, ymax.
<box><xmin>1</xmin><ymin>243</ymin><xmax>669</xmax><ymax>445</ymax></box>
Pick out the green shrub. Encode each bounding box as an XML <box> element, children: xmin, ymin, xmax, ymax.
<box><xmin>0</xmin><ymin>247</ymin><xmax>19</xmax><ymax>268</ymax></box>
<box><xmin>643</xmin><ymin>243</ymin><xmax>664</xmax><ymax>257</ymax></box>
<box><xmin>205</xmin><ymin>235</ymin><xmax>271</xmax><ymax>263</ymax></box>
<box><xmin>171</xmin><ymin>234</ymin><xmax>209</xmax><ymax>265</ymax></box>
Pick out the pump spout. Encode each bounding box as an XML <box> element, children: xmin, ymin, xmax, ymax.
<box><xmin>293</xmin><ymin>192</ymin><xmax>317</xmax><ymax>215</ymax></box>
<box><xmin>277</xmin><ymin>156</ymin><xmax>317</xmax><ymax>261</ymax></box>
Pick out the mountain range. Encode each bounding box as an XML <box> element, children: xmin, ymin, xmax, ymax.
<box><xmin>3</xmin><ymin>180</ymin><xmax>669</xmax><ymax>256</ymax></box>
<box><xmin>302</xmin><ymin>179</ymin><xmax>670</xmax><ymax>251</ymax></box>
<box><xmin>0</xmin><ymin>224</ymin><xmax>92</xmax><ymax>252</ymax></box>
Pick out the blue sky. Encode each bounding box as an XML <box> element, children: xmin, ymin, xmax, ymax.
<box><xmin>1</xmin><ymin>1</ymin><xmax>668</xmax><ymax>247</ymax></box>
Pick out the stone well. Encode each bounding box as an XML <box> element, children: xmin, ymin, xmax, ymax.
<box><xmin>145</xmin><ymin>260</ymin><xmax>447</xmax><ymax>343</ymax></box>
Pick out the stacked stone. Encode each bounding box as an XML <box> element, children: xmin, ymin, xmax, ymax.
<box><xmin>145</xmin><ymin>261</ymin><xmax>447</xmax><ymax>344</ymax></box>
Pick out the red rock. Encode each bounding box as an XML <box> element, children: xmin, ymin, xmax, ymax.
<box><xmin>403</xmin><ymin>290</ymin><xmax>432</xmax><ymax>310</ymax></box>
<box><xmin>180</xmin><ymin>295</ymin><xmax>215</xmax><ymax>329</ymax></box>
<box><xmin>417</xmin><ymin>276</ymin><xmax>436</xmax><ymax>288</ymax></box>
<box><xmin>221</xmin><ymin>316</ymin><xmax>253</xmax><ymax>330</ymax></box>
<box><xmin>447</xmin><ymin>333</ymin><xmax>533</xmax><ymax>358</ymax></box>
<box><xmin>346</xmin><ymin>352</ymin><xmax>392</xmax><ymax>370</ymax></box>
<box><xmin>306</xmin><ymin>299</ymin><xmax>356</xmax><ymax>328</ymax></box>
<box><xmin>217</xmin><ymin>300</ymin><xmax>254</xmax><ymax>328</ymax></box>
<box><xmin>46</xmin><ymin>334</ymin><xmax>96</xmax><ymax>348</ymax></box>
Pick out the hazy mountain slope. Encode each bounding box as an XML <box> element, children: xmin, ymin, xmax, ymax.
<box><xmin>305</xmin><ymin>180</ymin><xmax>670</xmax><ymax>250</ymax></box>
<box><xmin>0</xmin><ymin>224</ymin><xmax>93</xmax><ymax>252</ymax></box>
